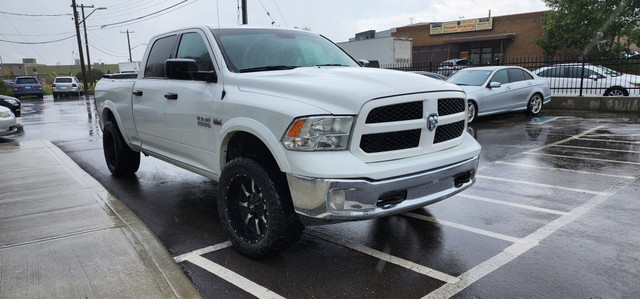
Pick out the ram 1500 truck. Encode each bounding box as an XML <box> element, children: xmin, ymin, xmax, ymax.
<box><xmin>95</xmin><ymin>26</ymin><xmax>481</xmax><ymax>258</ymax></box>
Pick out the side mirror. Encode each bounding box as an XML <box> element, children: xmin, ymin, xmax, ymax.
<box><xmin>165</xmin><ymin>59</ymin><xmax>217</xmax><ymax>83</ymax></box>
<box><xmin>357</xmin><ymin>59</ymin><xmax>369</xmax><ymax>67</ymax></box>
<box><xmin>488</xmin><ymin>81</ymin><xmax>501</xmax><ymax>88</ymax></box>
<box><xmin>589</xmin><ymin>74</ymin><xmax>598</xmax><ymax>80</ymax></box>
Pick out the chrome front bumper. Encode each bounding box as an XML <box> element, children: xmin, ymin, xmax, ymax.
<box><xmin>287</xmin><ymin>155</ymin><xmax>479</xmax><ymax>223</ymax></box>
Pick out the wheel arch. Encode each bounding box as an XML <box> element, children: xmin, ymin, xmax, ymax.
<box><xmin>219</xmin><ymin>118</ymin><xmax>291</xmax><ymax>174</ymax></box>
<box><xmin>101</xmin><ymin>104</ymin><xmax>133</xmax><ymax>148</ymax></box>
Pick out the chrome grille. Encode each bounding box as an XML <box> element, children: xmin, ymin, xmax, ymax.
<box><xmin>360</xmin><ymin>129</ymin><xmax>421</xmax><ymax>153</ymax></box>
<box><xmin>434</xmin><ymin>120</ymin><xmax>465</xmax><ymax>144</ymax></box>
<box><xmin>438</xmin><ymin>98</ymin><xmax>465</xmax><ymax>116</ymax></box>
<box><xmin>365</xmin><ymin>101</ymin><xmax>422</xmax><ymax>123</ymax></box>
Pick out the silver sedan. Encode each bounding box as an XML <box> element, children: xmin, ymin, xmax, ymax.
<box><xmin>0</xmin><ymin>106</ymin><xmax>18</xmax><ymax>137</ymax></box>
<box><xmin>447</xmin><ymin>66</ymin><xmax>551</xmax><ymax>123</ymax></box>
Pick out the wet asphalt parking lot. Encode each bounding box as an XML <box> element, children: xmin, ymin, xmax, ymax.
<box><xmin>3</xmin><ymin>95</ymin><xmax>639</xmax><ymax>298</ymax></box>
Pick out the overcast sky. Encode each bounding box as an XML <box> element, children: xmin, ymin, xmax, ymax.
<box><xmin>0</xmin><ymin>0</ymin><xmax>548</xmax><ymax>65</ymax></box>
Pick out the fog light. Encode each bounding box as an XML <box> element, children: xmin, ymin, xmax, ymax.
<box><xmin>329</xmin><ymin>189</ymin><xmax>349</xmax><ymax>211</ymax></box>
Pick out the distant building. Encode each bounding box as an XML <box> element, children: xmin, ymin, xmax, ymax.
<box><xmin>338</xmin><ymin>30</ymin><xmax>412</xmax><ymax>65</ymax></box>
<box><xmin>393</xmin><ymin>11</ymin><xmax>547</xmax><ymax>64</ymax></box>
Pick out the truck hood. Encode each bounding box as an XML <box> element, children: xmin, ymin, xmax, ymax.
<box><xmin>236</xmin><ymin>67</ymin><xmax>462</xmax><ymax>114</ymax></box>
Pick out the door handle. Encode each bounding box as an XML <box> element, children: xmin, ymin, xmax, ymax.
<box><xmin>164</xmin><ymin>93</ymin><xmax>178</xmax><ymax>100</ymax></box>
<box><xmin>132</xmin><ymin>90</ymin><xmax>143</xmax><ymax>96</ymax></box>
<box><xmin>528</xmin><ymin>82</ymin><xmax>532</xmax><ymax>86</ymax></box>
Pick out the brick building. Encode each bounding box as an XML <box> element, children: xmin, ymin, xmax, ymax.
<box><xmin>392</xmin><ymin>11</ymin><xmax>547</xmax><ymax>64</ymax></box>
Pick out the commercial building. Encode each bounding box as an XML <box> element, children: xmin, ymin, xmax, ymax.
<box><xmin>392</xmin><ymin>11</ymin><xmax>547</xmax><ymax>65</ymax></box>
<box><xmin>337</xmin><ymin>30</ymin><xmax>412</xmax><ymax>65</ymax></box>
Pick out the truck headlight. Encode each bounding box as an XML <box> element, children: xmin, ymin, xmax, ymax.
<box><xmin>282</xmin><ymin>116</ymin><xmax>354</xmax><ymax>151</ymax></box>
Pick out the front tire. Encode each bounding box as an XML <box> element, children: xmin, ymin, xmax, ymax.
<box><xmin>604</xmin><ymin>87</ymin><xmax>628</xmax><ymax>96</ymax></box>
<box><xmin>103</xmin><ymin>120</ymin><xmax>140</xmax><ymax>176</ymax></box>
<box><xmin>467</xmin><ymin>100</ymin><xmax>477</xmax><ymax>123</ymax></box>
<box><xmin>526</xmin><ymin>93</ymin><xmax>543</xmax><ymax>116</ymax></box>
<box><xmin>218</xmin><ymin>157</ymin><xmax>303</xmax><ymax>258</ymax></box>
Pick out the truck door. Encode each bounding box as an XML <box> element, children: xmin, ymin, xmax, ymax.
<box><xmin>132</xmin><ymin>34</ymin><xmax>177</xmax><ymax>154</ymax></box>
<box><xmin>163</xmin><ymin>31</ymin><xmax>222</xmax><ymax>172</ymax></box>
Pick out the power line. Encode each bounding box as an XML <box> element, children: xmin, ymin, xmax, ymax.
<box><xmin>271</xmin><ymin>0</ymin><xmax>288</xmax><ymax>27</ymax></box>
<box><xmin>0</xmin><ymin>11</ymin><xmax>71</xmax><ymax>17</ymax></box>
<box><xmin>90</xmin><ymin>0</ymin><xmax>200</xmax><ymax>30</ymax></box>
<box><xmin>256</xmin><ymin>0</ymin><xmax>276</xmax><ymax>26</ymax></box>
<box><xmin>99</xmin><ymin>0</ymin><xmax>191</xmax><ymax>28</ymax></box>
<box><xmin>0</xmin><ymin>35</ymin><xmax>75</xmax><ymax>44</ymax></box>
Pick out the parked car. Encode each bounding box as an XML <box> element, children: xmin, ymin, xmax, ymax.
<box><xmin>13</xmin><ymin>76</ymin><xmax>43</xmax><ymax>98</ymax></box>
<box><xmin>0</xmin><ymin>95</ymin><xmax>21</xmax><ymax>117</ymax></box>
<box><xmin>0</xmin><ymin>106</ymin><xmax>18</xmax><ymax>137</ymax></box>
<box><xmin>447</xmin><ymin>66</ymin><xmax>551</xmax><ymax>123</ymax></box>
<box><xmin>534</xmin><ymin>64</ymin><xmax>640</xmax><ymax>96</ymax></box>
<box><xmin>412</xmin><ymin>71</ymin><xmax>447</xmax><ymax>80</ymax></box>
<box><xmin>52</xmin><ymin>76</ymin><xmax>83</xmax><ymax>97</ymax></box>
<box><xmin>437</xmin><ymin>58</ymin><xmax>471</xmax><ymax>77</ymax></box>
<box><xmin>3</xmin><ymin>79</ymin><xmax>14</xmax><ymax>87</ymax></box>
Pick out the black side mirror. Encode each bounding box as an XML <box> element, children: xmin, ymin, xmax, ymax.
<box><xmin>165</xmin><ymin>59</ymin><xmax>217</xmax><ymax>83</ymax></box>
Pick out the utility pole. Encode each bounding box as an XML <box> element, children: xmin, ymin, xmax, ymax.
<box><xmin>80</xmin><ymin>4</ymin><xmax>95</xmax><ymax>86</ymax></box>
<box><xmin>241</xmin><ymin>0</ymin><xmax>248</xmax><ymax>24</ymax></box>
<box><xmin>71</xmin><ymin>0</ymin><xmax>88</xmax><ymax>91</ymax></box>
<box><xmin>121</xmin><ymin>30</ymin><xmax>134</xmax><ymax>62</ymax></box>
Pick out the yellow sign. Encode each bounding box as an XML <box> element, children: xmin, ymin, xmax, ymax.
<box><xmin>430</xmin><ymin>17</ymin><xmax>493</xmax><ymax>35</ymax></box>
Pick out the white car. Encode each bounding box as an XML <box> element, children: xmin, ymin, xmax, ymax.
<box><xmin>534</xmin><ymin>64</ymin><xmax>640</xmax><ymax>96</ymax></box>
<box><xmin>447</xmin><ymin>66</ymin><xmax>552</xmax><ymax>123</ymax></box>
<box><xmin>0</xmin><ymin>106</ymin><xmax>18</xmax><ymax>137</ymax></box>
<box><xmin>52</xmin><ymin>76</ymin><xmax>83</xmax><ymax>97</ymax></box>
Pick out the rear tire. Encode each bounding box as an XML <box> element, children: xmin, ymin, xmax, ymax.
<box><xmin>526</xmin><ymin>93</ymin><xmax>543</xmax><ymax>116</ymax></box>
<box><xmin>103</xmin><ymin>120</ymin><xmax>140</xmax><ymax>176</ymax></box>
<box><xmin>218</xmin><ymin>157</ymin><xmax>304</xmax><ymax>258</ymax></box>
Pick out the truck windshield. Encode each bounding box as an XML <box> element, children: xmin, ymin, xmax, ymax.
<box><xmin>446</xmin><ymin>69</ymin><xmax>493</xmax><ymax>86</ymax></box>
<box><xmin>211</xmin><ymin>28</ymin><xmax>359</xmax><ymax>73</ymax></box>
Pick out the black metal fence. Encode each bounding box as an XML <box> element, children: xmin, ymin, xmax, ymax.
<box><xmin>382</xmin><ymin>57</ymin><xmax>640</xmax><ymax>97</ymax></box>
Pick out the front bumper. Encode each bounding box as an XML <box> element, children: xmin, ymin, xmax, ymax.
<box><xmin>287</xmin><ymin>155</ymin><xmax>478</xmax><ymax>222</ymax></box>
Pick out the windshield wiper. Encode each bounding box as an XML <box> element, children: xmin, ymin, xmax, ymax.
<box><xmin>239</xmin><ymin>65</ymin><xmax>300</xmax><ymax>73</ymax></box>
<box><xmin>316</xmin><ymin>64</ymin><xmax>349</xmax><ymax>67</ymax></box>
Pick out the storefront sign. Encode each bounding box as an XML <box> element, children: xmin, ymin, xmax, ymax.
<box><xmin>430</xmin><ymin>17</ymin><xmax>493</xmax><ymax>35</ymax></box>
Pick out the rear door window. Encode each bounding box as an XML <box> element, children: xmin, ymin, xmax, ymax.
<box><xmin>507</xmin><ymin>68</ymin><xmax>525</xmax><ymax>83</ymax></box>
<box><xmin>144</xmin><ymin>35</ymin><xmax>178</xmax><ymax>78</ymax></box>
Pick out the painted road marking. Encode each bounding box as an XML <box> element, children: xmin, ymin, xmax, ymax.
<box><xmin>187</xmin><ymin>255</ymin><xmax>285</xmax><ymax>299</ymax></box>
<box><xmin>528</xmin><ymin>116</ymin><xmax>558</xmax><ymax>125</ymax></box>
<box><xmin>524</xmin><ymin>152</ymin><xmax>640</xmax><ymax>166</ymax></box>
<box><xmin>457</xmin><ymin>193</ymin><xmax>569</xmax><ymax>216</ymax></box>
<box><xmin>494</xmin><ymin>162</ymin><xmax>636</xmax><ymax>180</ymax></box>
<box><xmin>477</xmin><ymin>175</ymin><xmax>606</xmax><ymax>195</ymax></box>
<box><xmin>424</xmin><ymin>179</ymin><xmax>633</xmax><ymax>298</ymax></box>
<box><xmin>550</xmin><ymin>144</ymin><xmax>640</xmax><ymax>154</ymax></box>
<box><xmin>306</xmin><ymin>229</ymin><xmax>461</xmax><ymax>284</ymax></box>
<box><xmin>174</xmin><ymin>241</ymin><xmax>232</xmax><ymax>263</ymax></box>
<box><xmin>402</xmin><ymin>212</ymin><xmax>523</xmax><ymax>244</ymax></box>
<box><xmin>577</xmin><ymin>137</ymin><xmax>640</xmax><ymax>145</ymax></box>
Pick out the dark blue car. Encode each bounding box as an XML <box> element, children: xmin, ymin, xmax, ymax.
<box><xmin>13</xmin><ymin>76</ymin><xmax>43</xmax><ymax>98</ymax></box>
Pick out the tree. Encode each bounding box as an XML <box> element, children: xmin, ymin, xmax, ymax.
<box><xmin>534</xmin><ymin>0</ymin><xmax>640</xmax><ymax>58</ymax></box>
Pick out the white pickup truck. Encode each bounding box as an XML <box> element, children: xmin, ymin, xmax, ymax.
<box><xmin>95</xmin><ymin>26</ymin><xmax>481</xmax><ymax>258</ymax></box>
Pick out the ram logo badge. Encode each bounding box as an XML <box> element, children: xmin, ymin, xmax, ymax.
<box><xmin>197</xmin><ymin>116</ymin><xmax>212</xmax><ymax>128</ymax></box>
<box><xmin>427</xmin><ymin>114</ymin><xmax>438</xmax><ymax>132</ymax></box>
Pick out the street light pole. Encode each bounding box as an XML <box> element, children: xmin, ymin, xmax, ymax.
<box><xmin>71</xmin><ymin>0</ymin><xmax>88</xmax><ymax>91</ymax></box>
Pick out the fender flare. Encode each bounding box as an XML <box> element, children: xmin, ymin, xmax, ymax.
<box><xmin>218</xmin><ymin>117</ymin><xmax>291</xmax><ymax>173</ymax></box>
<box><xmin>100</xmin><ymin>100</ymin><xmax>135</xmax><ymax>148</ymax></box>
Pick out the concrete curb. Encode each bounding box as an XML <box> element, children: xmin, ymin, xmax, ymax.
<box><xmin>547</xmin><ymin>96</ymin><xmax>640</xmax><ymax>112</ymax></box>
<box><xmin>42</xmin><ymin>140</ymin><xmax>201</xmax><ymax>299</ymax></box>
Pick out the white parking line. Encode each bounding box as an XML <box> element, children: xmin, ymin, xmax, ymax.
<box><xmin>477</xmin><ymin>175</ymin><xmax>605</xmax><ymax>195</ymax></box>
<box><xmin>524</xmin><ymin>152</ymin><xmax>640</xmax><ymax>166</ymax></box>
<box><xmin>494</xmin><ymin>162</ymin><xmax>636</xmax><ymax>180</ymax></box>
<box><xmin>186</xmin><ymin>255</ymin><xmax>285</xmax><ymax>299</ymax></box>
<box><xmin>425</xmin><ymin>179</ymin><xmax>631</xmax><ymax>299</ymax></box>
<box><xmin>173</xmin><ymin>241</ymin><xmax>232</xmax><ymax>263</ymax></box>
<box><xmin>402</xmin><ymin>212</ymin><xmax>523</xmax><ymax>244</ymax></box>
<box><xmin>522</xmin><ymin>126</ymin><xmax>605</xmax><ymax>154</ymax></box>
<box><xmin>457</xmin><ymin>194</ymin><xmax>568</xmax><ymax>216</ymax></box>
<box><xmin>577</xmin><ymin>137</ymin><xmax>640</xmax><ymax>145</ymax></box>
<box><xmin>305</xmin><ymin>229</ymin><xmax>461</xmax><ymax>284</ymax></box>
<box><xmin>550</xmin><ymin>144</ymin><xmax>640</xmax><ymax>154</ymax></box>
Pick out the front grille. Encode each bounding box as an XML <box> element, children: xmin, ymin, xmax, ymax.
<box><xmin>434</xmin><ymin>120</ymin><xmax>465</xmax><ymax>144</ymax></box>
<box><xmin>438</xmin><ymin>98</ymin><xmax>465</xmax><ymax>116</ymax></box>
<box><xmin>360</xmin><ymin>129</ymin><xmax>421</xmax><ymax>153</ymax></box>
<box><xmin>366</xmin><ymin>101</ymin><xmax>422</xmax><ymax>123</ymax></box>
